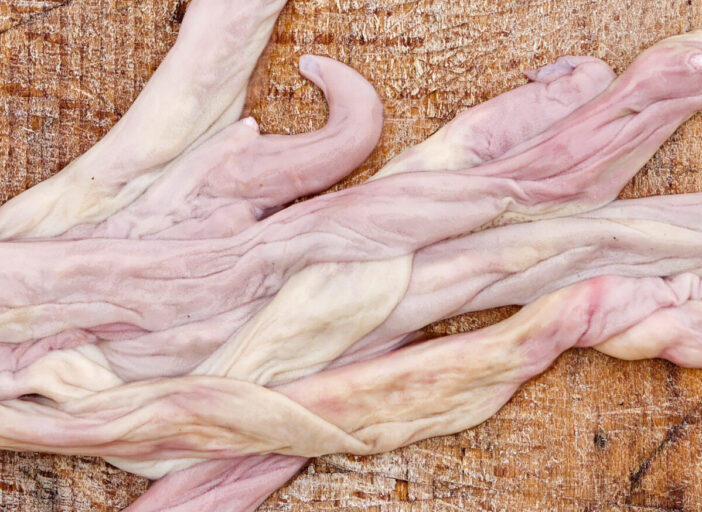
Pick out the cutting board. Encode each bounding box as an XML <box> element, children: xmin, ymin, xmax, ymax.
<box><xmin>1</xmin><ymin>0</ymin><xmax>702</xmax><ymax>510</ymax></box>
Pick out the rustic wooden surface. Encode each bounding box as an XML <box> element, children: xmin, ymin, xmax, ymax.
<box><xmin>1</xmin><ymin>0</ymin><xmax>702</xmax><ymax>510</ymax></box>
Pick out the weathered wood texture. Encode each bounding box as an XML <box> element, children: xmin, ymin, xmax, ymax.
<box><xmin>1</xmin><ymin>0</ymin><xmax>702</xmax><ymax>510</ymax></box>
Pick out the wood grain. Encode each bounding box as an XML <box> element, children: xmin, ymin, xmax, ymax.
<box><xmin>1</xmin><ymin>0</ymin><xmax>702</xmax><ymax>510</ymax></box>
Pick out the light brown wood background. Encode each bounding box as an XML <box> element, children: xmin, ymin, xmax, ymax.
<box><xmin>1</xmin><ymin>0</ymin><xmax>702</xmax><ymax>510</ymax></box>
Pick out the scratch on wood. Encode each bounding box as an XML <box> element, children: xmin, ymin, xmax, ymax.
<box><xmin>0</xmin><ymin>1</ymin><xmax>73</xmax><ymax>36</ymax></box>
<box><xmin>628</xmin><ymin>405</ymin><xmax>700</xmax><ymax>496</ymax></box>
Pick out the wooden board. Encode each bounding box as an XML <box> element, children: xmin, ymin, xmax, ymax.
<box><xmin>1</xmin><ymin>0</ymin><xmax>702</xmax><ymax>510</ymax></box>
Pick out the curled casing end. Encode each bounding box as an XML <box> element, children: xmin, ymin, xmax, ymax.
<box><xmin>240</xmin><ymin>55</ymin><xmax>384</xmax><ymax>210</ymax></box>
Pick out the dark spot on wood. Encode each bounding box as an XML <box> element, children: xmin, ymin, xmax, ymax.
<box><xmin>272</xmin><ymin>31</ymin><xmax>298</xmax><ymax>44</ymax></box>
<box><xmin>36</xmin><ymin>468</ymin><xmax>56</xmax><ymax>480</ymax></box>
<box><xmin>594</xmin><ymin>432</ymin><xmax>606</xmax><ymax>448</ymax></box>
<box><xmin>314</xmin><ymin>33</ymin><xmax>334</xmax><ymax>45</ymax></box>
<box><xmin>398</xmin><ymin>34</ymin><xmax>424</xmax><ymax>48</ymax></box>
<box><xmin>172</xmin><ymin>0</ymin><xmax>188</xmax><ymax>25</ymax></box>
<box><xmin>0</xmin><ymin>480</ymin><xmax>17</xmax><ymax>492</ymax></box>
